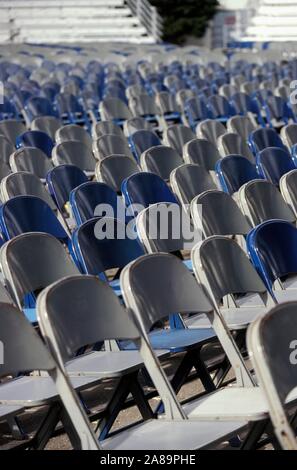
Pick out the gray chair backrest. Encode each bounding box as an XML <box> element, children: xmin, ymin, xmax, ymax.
<box><xmin>1</xmin><ymin>171</ymin><xmax>56</xmax><ymax>209</ymax></box>
<box><xmin>156</xmin><ymin>91</ymin><xmax>178</xmax><ymax>114</ymax></box>
<box><xmin>227</xmin><ymin>115</ymin><xmax>256</xmax><ymax>141</ymax></box>
<box><xmin>55</xmin><ymin>124</ymin><xmax>92</xmax><ymax>149</ymax></box>
<box><xmin>0</xmin><ymin>135</ymin><xmax>15</xmax><ymax>165</ymax></box>
<box><xmin>193</xmin><ymin>236</ymin><xmax>268</xmax><ymax>302</ymax></box>
<box><xmin>92</xmin><ymin>120</ymin><xmax>123</xmax><ymax>140</ymax></box>
<box><xmin>53</xmin><ymin>141</ymin><xmax>96</xmax><ymax>172</ymax></box>
<box><xmin>183</xmin><ymin>138</ymin><xmax>221</xmax><ymax>171</ymax></box>
<box><xmin>281</xmin><ymin>123</ymin><xmax>297</xmax><ymax>148</ymax></box>
<box><xmin>196</xmin><ymin>119</ymin><xmax>226</xmax><ymax>146</ymax></box>
<box><xmin>170</xmin><ymin>163</ymin><xmax>217</xmax><ymax>206</ymax></box>
<box><xmin>218</xmin><ymin>132</ymin><xmax>254</xmax><ymax>162</ymax></box>
<box><xmin>192</xmin><ymin>190</ymin><xmax>251</xmax><ymax>237</ymax></box>
<box><xmin>31</xmin><ymin>116</ymin><xmax>62</xmax><ymax>140</ymax></box>
<box><xmin>10</xmin><ymin>147</ymin><xmax>53</xmax><ymax>179</ymax></box>
<box><xmin>242</xmin><ymin>180</ymin><xmax>295</xmax><ymax>225</ymax></box>
<box><xmin>93</xmin><ymin>134</ymin><xmax>133</xmax><ymax>161</ymax></box>
<box><xmin>129</xmin><ymin>94</ymin><xmax>159</xmax><ymax>117</ymax></box>
<box><xmin>1</xmin><ymin>232</ymin><xmax>79</xmax><ymax>308</ymax></box>
<box><xmin>219</xmin><ymin>84</ymin><xmax>237</xmax><ymax>100</ymax></box>
<box><xmin>0</xmin><ymin>119</ymin><xmax>26</xmax><ymax>146</ymax></box>
<box><xmin>95</xmin><ymin>155</ymin><xmax>140</xmax><ymax>193</ymax></box>
<box><xmin>247</xmin><ymin>302</ymin><xmax>297</xmax><ymax>449</ymax></box>
<box><xmin>123</xmin><ymin>117</ymin><xmax>152</xmax><ymax>137</ymax></box>
<box><xmin>141</xmin><ymin>145</ymin><xmax>183</xmax><ymax>180</ymax></box>
<box><xmin>100</xmin><ymin>97</ymin><xmax>133</xmax><ymax>121</ymax></box>
<box><xmin>165</xmin><ymin>124</ymin><xmax>195</xmax><ymax>156</ymax></box>
<box><xmin>280</xmin><ymin>169</ymin><xmax>297</xmax><ymax>214</ymax></box>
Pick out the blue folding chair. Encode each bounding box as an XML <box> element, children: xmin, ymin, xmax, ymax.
<box><xmin>247</xmin><ymin>220</ymin><xmax>297</xmax><ymax>300</ymax></box>
<box><xmin>264</xmin><ymin>96</ymin><xmax>294</xmax><ymax>129</ymax></box>
<box><xmin>0</xmin><ymin>97</ymin><xmax>18</xmax><ymax>120</ymax></box>
<box><xmin>206</xmin><ymin>95</ymin><xmax>235</xmax><ymax>123</ymax></box>
<box><xmin>122</xmin><ymin>172</ymin><xmax>178</xmax><ymax>215</ymax></box>
<box><xmin>184</xmin><ymin>97</ymin><xmax>209</xmax><ymax>130</ymax></box>
<box><xmin>55</xmin><ymin>92</ymin><xmax>89</xmax><ymax>128</ymax></box>
<box><xmin>16</xmin><ymin>130</ymin><xmax>54</xmax><ymax>158</ymax></box>
<box><xmin>24</xmin><ymin>96</ymin><xmax>57</xmax><ymax>122</ymax></box>
<box><xmin>70</xmin><ymin>181</ymin><xmax>127</xmax><ymax>226</ymax></box>
<box><xmin>129</xmin><ymin>129</ymin><xmax>161</xmax><ymax>161</ymax></box>
<box><xmin>216</xmin><ymin>155</ymin><xmax>261</xmax><ymax>194</ymax></box>
<box><xmin>256</xmin><ymin>147</ymin><xmax>296</xmax><ymax>185</ymax></box>
<box><xmin>230</xmin><ymin>92</ymin><xmax>263</xmax><ymax>125</ymax></box>
<box><xmin>249</xmin><ymin>127</ymin><xmax>287</xmax><ymax>155</ymax></box>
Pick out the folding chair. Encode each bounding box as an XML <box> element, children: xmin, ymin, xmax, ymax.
<box><xmin>129</xmin><ymin>94</ymin><xmax>160</xmax><ymax>129</ymax></box>
<box><xmin>31</xmin><ymin>116</ymin><xmax>62</xmax><ymax>141</ymax></box>
<box><xmin>230</xmin><ymin>92</ymin><xmax>262</xmax><ymax>125</ymax></box>
<box><xmin>280</xmin><ymin>123</ymin><xmax>297</xmax><ymax>149</ymax></box>
<box><xmin>55</xmin><ymin>92</ymin><xmax>89</xmax><ymax>128</ymax></box>
<box><xmin>249</xmin><ymin>127</ymin><xmax>287</xmax><ymax>155</ymax></box>
<box><xmin>52</xmin><ymin>141</ymin><xmax>96</xmax><ymax>176</ymax></box>
<box><xmin>206</xmin><ymin>95</ymin><xmax>235</xmax><ymax>123</ymax></box>
<box><xmin>155</xmin><ymin>91</ymin><xmax>182</xmax><ymax>127</ymax></box>
<box><xmin>55</xmin><ymin>124</ymin><xmax>92</xmax><ymax>149</ymax></box>
<box><xmin>99</xmin><ymin>97</ymin><xmax>133</xmax><ymax>126</ymax></box>
<box><xmin>217</xmin><ymin>132</ymin><xmax>254</xmax><ymax>162</ymax></box>
<box><xmin>183</xmin><ymin>138</ymin><xmax>221</xmax><ymax>172</ymax></box>
<box><xmin>123</xmin><ymin>117</ymin><xmax>152</xmax><ymax>138</ymax></box>
<box><xmin>196</xmin><ymin>119</ymin><xmax>226</xmax><ymax>146</ymax></box>
<box><xmin>216</xmin><ymin>155</ymin><xmax>260</xmax><ymax>195</ymax></box>
<box><xmin>92</xmin><ymin>120</ymin><xmax>124</xmax><ymax>140</ymax></box>
<box><xmin>23</xmin><ymin>96</ymin><xmax>57</xmax><ymax>125</ymax></box>
<box><xmin>0</xmin><ymin>171</ymin><xmax>56</xmax><ymax>212</ymax></box>
<box><xmin>93</xmin><ymin>134</ymin><xmax>134</xmax><ymax>161</ymax></box>
<box><xmin>10</xmin><ymin>147</ymin><xmax>54</xmax><ymax>180</ymax></box>
<box><xmin>227</xmin><ymin>115</ymin><xmax>258</xmax><ymax>142</ymax></box>
<box><xmin>238</xmin><ymin>180</ymin><xmax>295</xmax><ymax>226</ymax></box>
<box><xmin>129</xmin><ymin>129</ymin><xmax>161</xmax><ymax>162</ymax></box>
<box><xmin>140</xmin><ymin>145</ymin><xmax>183</xmax><ymax>181</ymax></box>
<box><xmin>0</xmin><ymin>119</ymin><xmax>26</xmax><ymax>146</ymax></box>
<box><xmin>280</xmin><ymin>169</ymin><xmax>297</xmax><ymax>218</ymax></box>
<box><xmin>264</xmin><ymin>96</ymin><xmax>293</xmax><ymax>129</ymax></box>
<box><xmin>37</xmin><ymin>275</ymin><xmax>246</xmax><ymax>449</ymax></box>
<box><xmin>163</xmin><ymin>124</ymin><xmax>195</xmax><ymax>156</ymax></box>
<box><xmin>247</xmin><ymin>302</ymin><xmax>297</xmax><ymax>450</ymax></box>
<box><xmin>183</xmin><ymin>97</ymin><xmax>209</xmax><ymax>129</ymax></box>
<box><xmin>95</xmin><ymin>155</ymin><xmax>140</xmax><ymax>194</ymax></box>
<box><xmin>0</xmin><ymin>135</ymin><xmax>15</xmax><ymax>163</ymax></box>
<box><xmin>247</xmin><ymin>219</ymin><xmax>297</xmax><ymax>302</ymax></box>
<box><xmin>256</xmin><ymin>147</ymin><xmax>296</xmax><ymax>185</ymax></box>
<box><xmin>16</xmin><ymin>130</ymin><xmax>54</xmax><ymax>158</ymax></box>
<box><xmin>219</xmin><ymin>84</ymin><xmax>238</xmax><ymax>100</ymax></box>
<box><xmin>191</xmin><ymin>190</ymin><xmax>251</xmax><ymax>239</ymax></box>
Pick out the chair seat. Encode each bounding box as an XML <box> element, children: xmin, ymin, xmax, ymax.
<box><xmin>274</xmin><ymin>290</ymin><xmax>297</xmax><ymax>302</ymax></box>
<box><xmin>0</xmin><ymin>404</ymin><xmax>24</xmax><ymax>420</ymax></box>
<box><xmin>282</xmin><ymin>276</ymin><xmax>297</xmax><ymax>289</ymax></box>
<box><xmin>186</xmin><ymin>306</ymin><xmax>268</xmax><ymax>330</ymax></box>
<box><xmin>65</xmin><ymin>350</ymin><xmax>169</xmax><ymax>378</ymax></box>
<box><xmin>102</xmin><ymin>418</ymin><xmax>247</xmax><ymax>450</ymax></box>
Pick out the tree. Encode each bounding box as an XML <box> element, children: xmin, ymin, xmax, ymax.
<box><xmin>150</xmin><ymin>0</ymin><xmax>219</xmax><ymax>44</ymax></box>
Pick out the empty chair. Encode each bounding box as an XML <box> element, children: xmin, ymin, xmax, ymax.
<box><xmin>164</xmin><ymin>124</ymin><xmax>195</xmax><ymax>156</ymax></box>
<box><xmin>256</xmin><ymin>147</ymin><xmax>296</xmax><ymax>185</ymax></box>
<box><xmin>264</xmin><ymin>96</ymin><xmax>293</xmax><ymax>129</ymax></box>
<box><xmin>10</xmin><ymin>147</ymin><xmax>54</xmax><ymax>180</ymax></box>
<box><xmin>123</xmin><ymin>117</ymin><xmax>152</xmax><ymax>138</ymax></box>
<box><xmin>95</xmin><ymin>155</ymin><xmax>140</xmax><ymax>193</ymax></box>
<box><xmin>219</xmin><ymin>84</ymin><xmax>238</xmax><ymax>100</ymax></box>
<box><xmin>217</xmin><ymin>132</ymin><xmax>254</xmax><ymax>162</ymax></box>
<box><xmin>126</xmin><ymin>84</ymin><xmax>147</xmax><ymax>100</ymax></box>
<box><xmin>52</xmin><ymin>141</ymin><xmax>96</xmax><ymax>174</ymax></box>
<box><xmin>24</xmin><ymin>96</ymin><xmax>57</xmax><ymax>124</ymax></box>
<box><xmin>16</xmin><ymin>130</ymin><xmax>54</xmax><ymax>158</ymax></box>
<box><xmin>93</xmin><ymin>134</ymin><xmax>134</xmax><ymax>161</ymax></box>
<box><xmin>99</xmin><ymin>97</ymin><xmax>133</xmax><ymax>125</ymax></box>
<box><xmin>130</xmin><ymin>129</ymin><xmax>161</xmax><ymax>161</ymax></box>
<box><xmin>183</xmin><ymin>97</ymin><xmax>209</xmax><ymax>129</ymax></box>
<box><xmin>0</xmin><ymin>196</ymin><xmax>69</xmax><ymax>243</ymax></box>
<box><xmin>140</xmin><ymin>145</ymin><xmax>183</xmax><ymax>181</ymax></box>
<box><xmin>280</xmin><ymin>123</ymin><xmax>297</xmax><ymax>148</ymax></box>
<box><xmin>0</xmin><ymin>171</ymin><xmax>56</xmax><ymax>211</ymax></box>
<box><xmin>55</xmin><ymin>92</ymin><xmax>88</xmax><ymax>127</ymax></box>
<box><xmin>183</xmin><ymin>138</ymin><xmax>221</xmax><ymax>172</ymax></box>
<box><xmin>216</xmin><ymin>155</ymin><xmax>260</xmax><ymax>195</ymax></box>
<box><xmin>31</xmin><ymin>116</ymin><xmax>62</xmax><ymax>141</ymax></box>
<box><xmin>196</xmin><ymin>119</ymin><xmax>226</xmax><ymax>146</ymax></box>
<box><xmin>0</xmin><ymin>119</ymin><xmax>26</xmax><ymax>146</ymax></box>
<box><xmin>227</xmin><ymin>115</ymin><xmax>258</xmax><ymax>142</ymax></box>
<box><xmin>0</xmin><ymin>135</ymin><xmax>14</xmax><ymax>165</ymax></box>
<box><xmin>155</xmin><ymin>91</ymin><xmax>181</xmax><ymax>126</ymax></box>
<box><xmin>70</xmin><ymin>181</ymin><xmax>126</xmax><ymax>226</ymax></box>
<box><xmin>239</xmin><ymin>179</ymin><xmax>295</xmax><ymax>226</ymax></box>
<box><xmin>206</xmin><ymin>95</ymin><xmax>235</xmax><ymax>122</ymax></box>
<box><xmin>92</xmin><ymin>120</ymin><xmax>124</xmax><ymax>140</ymax></box>
<box><xmin>247</xmin><ymin>302</ymin><xmax>297</xmax><ymax>450</ymax></box>
<box><xmin>230</xmin><ymin>92</ymin><xmax>261</xmax><ymax>123</ymax></box>
<box><xmin>171</xmin><ymin>163</ymin><xmax>217</xmax><ymax>210</ymax></box>
<box><xmin>191</xmin><ymin>190</ymin><xmax>251</xmax><ymax>238</ymax></box>
<box><xmin>55</xmin><ymin>124</ymin><xmax>92</xmax><ymax>149</ymax></box>
<box><xmin>247</xmin><ymin>220</ymin><xmax>297</xmax><ymax>301</ymax></box>
<box><xmin>249</xmin><ymin>127</ymin><xmax>286</xmax><ymax>154</ymax></box>
<box><xmin>129</xmin><ymin>94</ymin><xmax>160</xmax><ymax>125</ymax></box>
<box><xmin>280</xmin><ymin>168</ymin><xmax>297</xmax><ymax>218</ymax></box>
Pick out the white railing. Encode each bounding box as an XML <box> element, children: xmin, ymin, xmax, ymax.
<box><xmin>126</xmin><ymin>0</ymin><xmax>163</xmax><ymax>42</ymax></box>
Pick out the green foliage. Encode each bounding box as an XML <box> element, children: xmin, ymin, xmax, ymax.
<box><xmin>150</xmin><ymin>0</ymin><xmax>219</xmax><ymax>44</ymax></box>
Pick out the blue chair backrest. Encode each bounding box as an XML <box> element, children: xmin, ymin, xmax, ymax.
<box><xmin>16</xmin><ymin>130</ymin><xmax>54</xmax><ymax>157</ymax></box>
<box><xmin>46</xmin><ymin>164</ymin><xmax>88</xmax><ymax>212</ymax></box>
<box><xmin>230</xmin><ymin>92</ymin><xmax>259</xmax><ymax>116</ymax></box>
<box><xmin>0</xmin><ymin>196</ymin><xmax>69</xmax><ymax>243</ymax></box>
<box><xmin>207</xmin><ymin>95</ymin><xmax>234</xmax><ymax>119</ymax></box>
<box><xmin>130</xmin><ymin>129</ymin><xmax>161</xmax><ymax>161</ymax></box>
<box><xmin>0</xmin><ymin>97</ymin><xmax>18</xmax><ymax>119</ymax></box>
<box><xmin>264</xmin><ymin>96</ymin><xmax>293</xmax><ymax>122</ymax></box>
<box><xmin>247</xmin><ymin>220</ymin><xmax>297</xmax><ymax>293</ymax></box>
<box><xmin>184</xmin><ymin>97</ymin><xmax>209</xmax><ymax>128</ymax></box>
<box><xmin>216</xmin><ymin>154</ymin><xmax>260</xmax><ymax>194</ymax></box>
<box><xmin>70</xmin><ymin>181</ymin><xmax>126</xmax><ymax>226</ymax></box>
<box><xmin>122</xmin><ymin>172</ymin><xmax>178</xmax><ymax>212</ymax></box>
<box><xmin>257</xmin><ymin>147</ymin><xmax>296</xmax><ymax>184</ymax></box>
<box><xmin>25</xmin><ymin>96</ymin><xmax>57</xmax><ymax>121</ymax></box>
<box><xmin>249</xmin><ymin>128</ymin><xmax>286</xmax><ymax>154</ymax></box>
<box><xmin>72</xmin><ymin>217</ymin><xmax>144</xmax><ymax>275</ymax></box>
